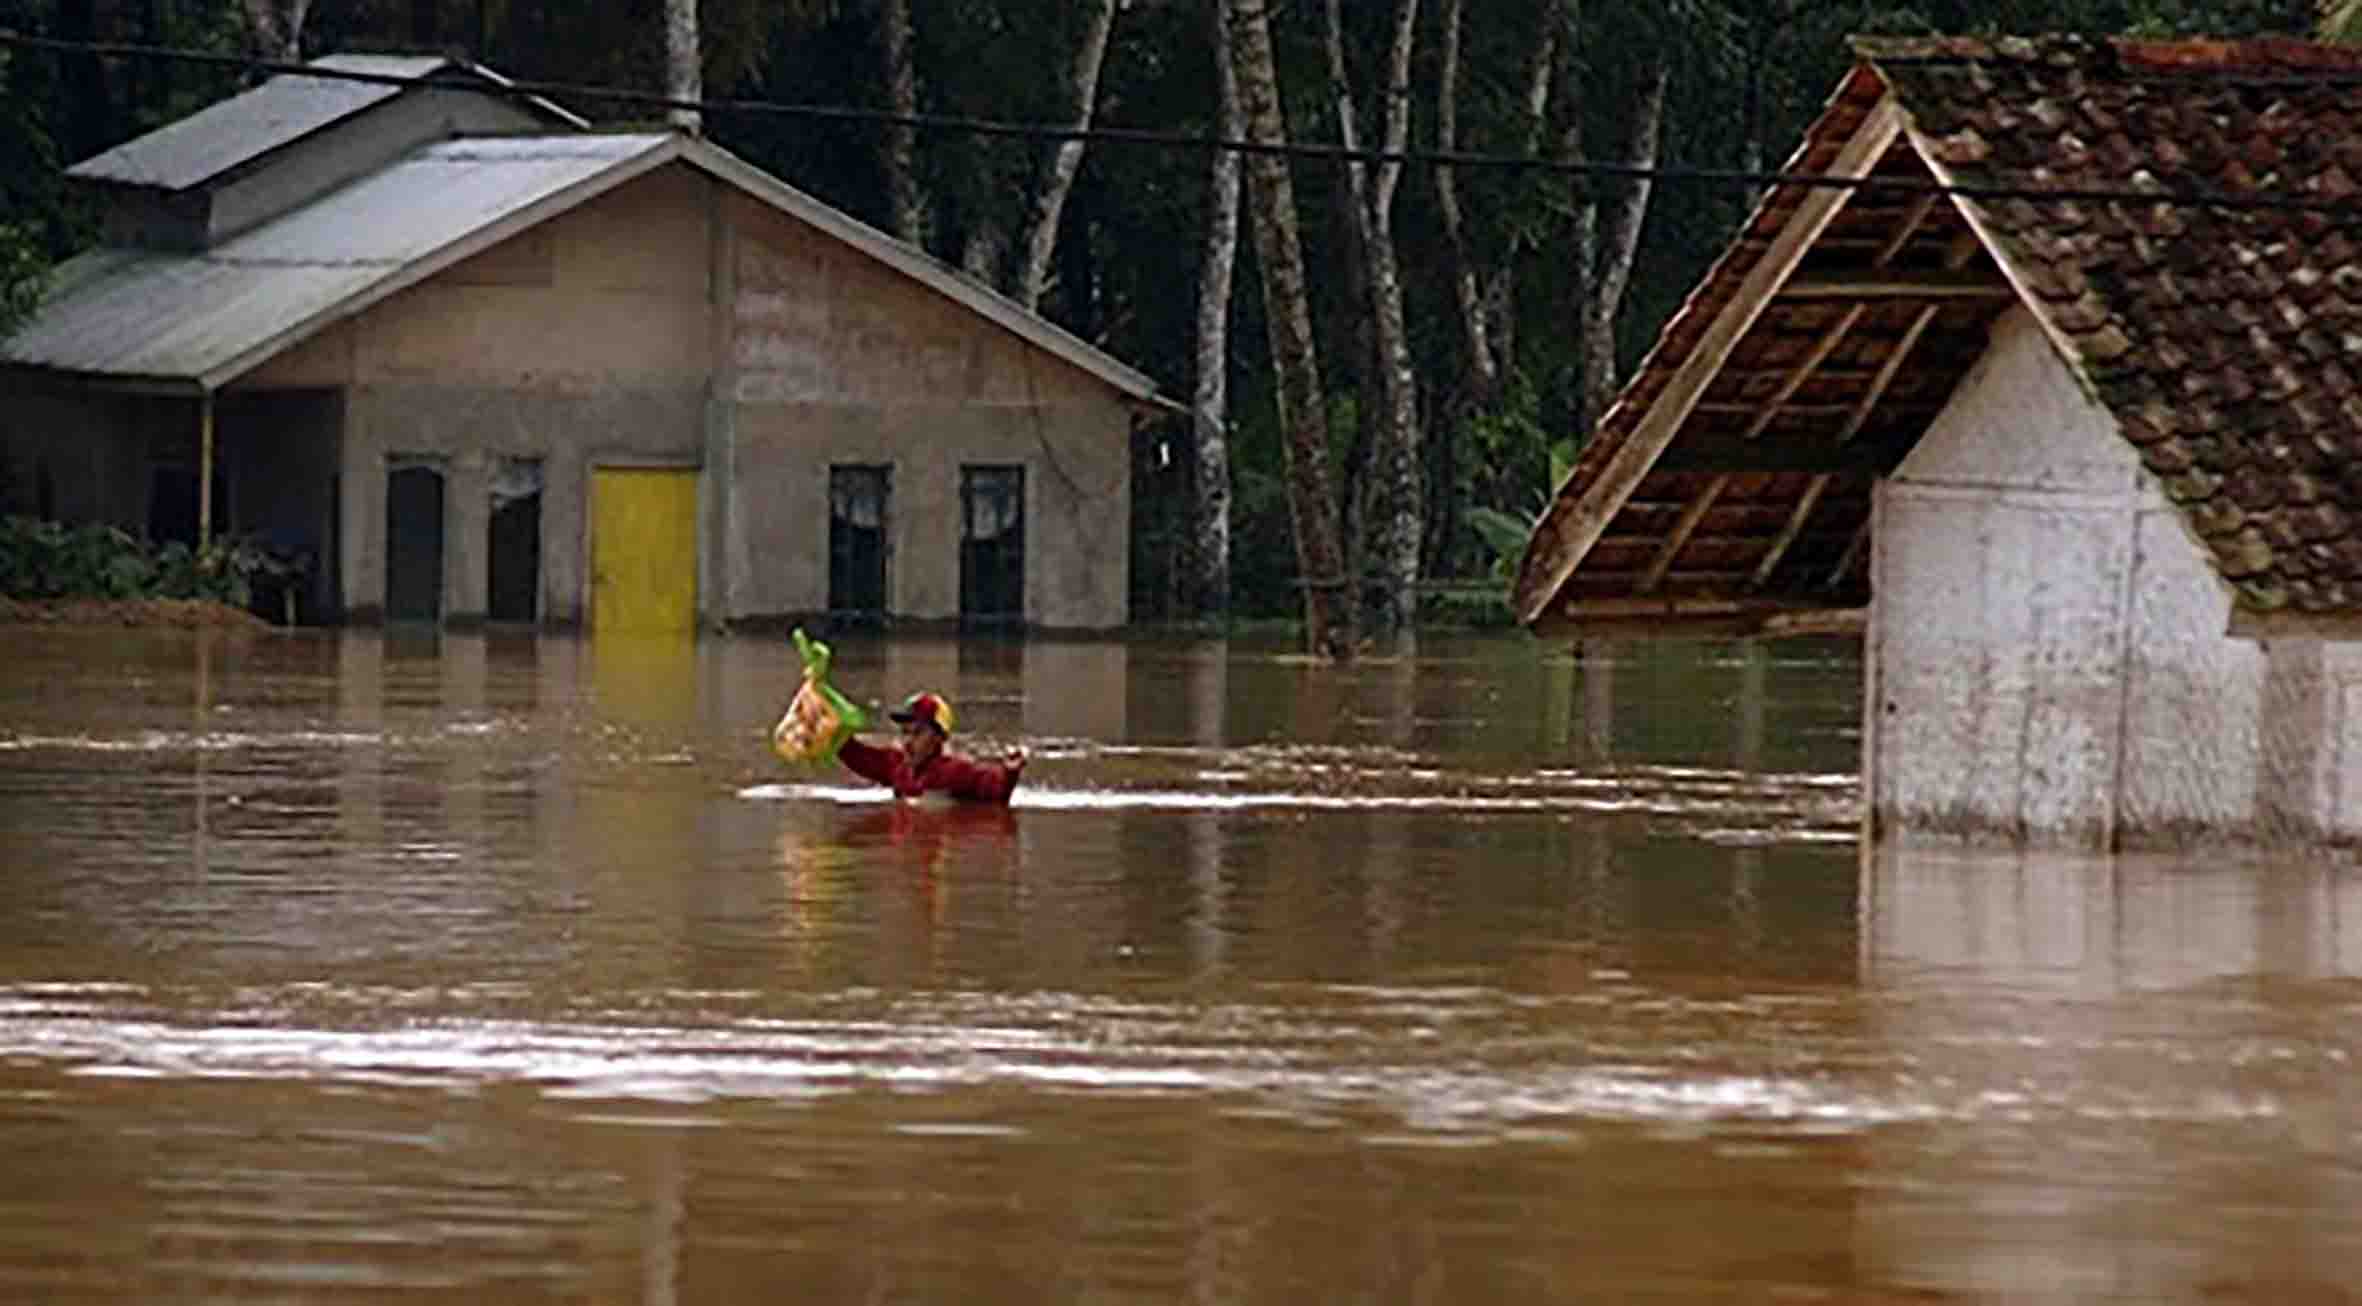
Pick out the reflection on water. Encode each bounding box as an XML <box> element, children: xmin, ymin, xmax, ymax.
<box><xmin>0</xmin><ymin>626</ymin><xmax>2357</xmax><ymax>1301</ymax></box>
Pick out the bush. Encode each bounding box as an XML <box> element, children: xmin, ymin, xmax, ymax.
<box><xmin>0</xmin><ymin>516</ymin><xmax>295</xmax><ymax>611</ymax></box>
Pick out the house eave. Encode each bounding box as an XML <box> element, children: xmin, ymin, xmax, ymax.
<box><xmin>2226</xmin><ymin>608</ymin><xmax>2362</xmax><ymax>641</ymax></box>
<box><xmin>1531</xmin><ymin>597</ymin><xmax>1867</xmax><ymax>641</ymax></box>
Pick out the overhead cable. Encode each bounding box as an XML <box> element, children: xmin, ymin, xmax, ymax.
<box><xmin>2</xmin><ymin>28</ymin><xmax>2355</xmax><ymax>215</ymax></box>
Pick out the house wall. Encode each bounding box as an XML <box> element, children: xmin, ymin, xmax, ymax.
<box><xmin>2259</xmin><ymin>642</ymin><xmax>2362</xmax><ymax>843</ymax></box>
<box><xmin>239</xmin><ymin>160</ymin><xmax>1134</xmax><ymax>630</ymax></box>
<box><xmin>0</xmin><ymin>384</ymin><xmax>154</xmax><ymax>529</ymax></box>
<box><xmin>719</xmin><ymin>191</ymin><xmax>1132</xmax><ymax>630</ymax></box>
<box><xmin>1867</xmin><ymin>307</ymin><xmax>2265</xmax><ymax>849</ymax></box>
<box><xmin>244</xmin><ymin>163</ymin><xmax>715</xmax><ymax>625</ymax></box>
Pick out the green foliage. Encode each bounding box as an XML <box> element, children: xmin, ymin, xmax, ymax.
<box><xmin>0</xmin><ymin>222</ymin><xmax>44</xmax><ymax>337</ymax></box>
<box><xmin>0</xmin><ymin>516</ymin><xmax>293</xmax><ymax>608</ymax></box>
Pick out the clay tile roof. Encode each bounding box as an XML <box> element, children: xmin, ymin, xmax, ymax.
<box><xmin>1860</xmin><ymin>34</ymin><xmax>2362</xmax><ymax>617</ymax></box>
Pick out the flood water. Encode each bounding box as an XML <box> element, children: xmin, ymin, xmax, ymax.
<box><xmin>2</xmin><ymin>625</ymin><xmax>2360</xmax><ymax>1303</ymax></box>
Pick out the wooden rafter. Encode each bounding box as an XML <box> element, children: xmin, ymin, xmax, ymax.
<box><xmin>1509</xmin><ymin>95</ymin><xmax>1905</xmax><ymax>626</ymax></box>
<box><xmin>1638</xmin><ymin>474</ymin><xmax>1730</xmax><ymax>594</ymax></box>
<box><xmin>1747</xmin><ymin>472</ymin><xmax>1832</xmax><ymax>591</ymax></box>
<box><xmin>1834</xmin><ymin>304</ymin><xmax>1937</xmax><ymax>443</ymax></box>
<box><xmin>1657</xmin><ymin>423</ymin><xmax>1918</xmax><ymax>474</ymax></box>
<box><xmin>1835</xmin><ymin>225</ymin><xmax>1984</xmax><ymax>444</ymax></box>
<box><xmin>1775</xmin><ymin>269</ymin><xmax>2014</xmax><ymax>299</ymax></box>
<box><xmin>1823</xmin><ymin>518</ymin><xmax>1872</xmax><ymax>590</ymax></box>
<box><xmin>1745</xmin><ymin>303</ymin><xmax>1867</xmax><ymax>439</ymax></box>
<box><xmin>1873</xmin><ymin>191</ymin><xmax>1941</xmax><ymax>265</ymax></box>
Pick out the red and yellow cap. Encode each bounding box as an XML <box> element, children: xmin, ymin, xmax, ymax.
<box><xmin>888</xmin><ymin>691</ymin><xmax>956</xmax><ymax>735</ymax></box>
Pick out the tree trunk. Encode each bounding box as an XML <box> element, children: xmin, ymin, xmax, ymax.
<box><xmin>1578</xmin><ymin>59</ymin><xmax>1667</xmax><ymax>436</ymax></box>
<box><xmin>665</xmin><ymin>0</ymin><xmax>701</xmax><ymax>133</ymax></box>
<box><xmin>1323</xmin><ymin>0</ymin><xmax>1421</xmax><ymax>635</ymax></box>
<box><xmin>240</xmin><ymin>0</ymin><xmax>309</xmax><ymax>61</ymax></box>
<box><xmin>1232</xmin><ymin>0</ymin><xmax>1352</xmax><ymax>661</ymax></box>
<box><xmin>1014</xmin><ymin>0</ymin><xmax>1121</xmax><ymax>313</ymax></box>
<box><xmin>960</xmin><ymin>220</ymin><xmax>1008</xmax><ymax>286</ymax></box>
<box><xmin>1187</xmin><ymin>0</ymin><xmax>1245</xmax><ymax>620</ymax></box>
<box><xmin>879</xmin><ymin>0</ymin><xmax>932</xmax><ymax>247</ymax></box>
<box><xmin>1432</xmin><ymin>0</ymin><xmax>1494</xmax><ymax>403</ymax></box>
<box><xmin>1431</xmin><ymin>0</ymin><xmax>1553</xmax><ymax>575</ymax></box>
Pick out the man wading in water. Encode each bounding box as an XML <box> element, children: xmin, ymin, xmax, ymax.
<box><xmin>838</xmin><ymin>692</ymin><xmax>1026</xmax><ymax>803</ymax></box>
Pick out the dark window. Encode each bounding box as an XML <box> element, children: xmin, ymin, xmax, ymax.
<box><xmin>959</xmin><ymin>464</ymin><xmax>1024</xmax><ymax>626</ymax></box>
<box><xmin>488</xmin><ymin>457</ymin><xmax>542</xmax><ymax>624</ymax></box>
<box><xmin>829</xmin><ymin>464</ymin><xmax>892</xmax><ymax>623</ymax></box>
<box><xmin>385</xmin><ymin>460</ymin><xmax>445</xmax><ymax>623</ymax></box>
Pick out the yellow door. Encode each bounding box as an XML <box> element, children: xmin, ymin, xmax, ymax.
<box><xmin>590</xmin><ymin>467</ymin><xmax>698</xmax><ymax>635</ymax></box>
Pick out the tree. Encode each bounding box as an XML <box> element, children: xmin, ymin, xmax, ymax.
<box><xmin>1186</xmin><ymin>0</ymin><xmax>1244</xmax><ymax>619</ymax></box>
<box><xmin>1573</xmin><ymin>53</ymin><xmax>1667</xmax><ymax>438</ymax></box>
<box><xmin>879</xmin><ymin>0</ymin><xmax>930</xmax><ymax>245</ymax></box>
<box><xmin>1321</xmin><ymin>0</ymin><xmax>1421</xmax><ymax>635</ymax></box>
<box><xmin>1013</xmin><ymin>0</ymin><xmax>1119</xmax><ymax>311</ymax></box>
<box><xmin>665</xmin><ymin>0</ymin><xmax>701</xmax><ymax>133</ymax></box>
<box><xmin>239</xmin><ymin>0</ymin><xmax>310</xmax><ymax>61</ymax></box>
<box><xmin>1232</xmin><ymin>0</ymin><xmax>1352</xmax><ymax>659</ymax></box>
<box><xmin>2325</xmin><ymin>0</ymin><xmax>2362</xmax><ymax>40</ymax></box>
<box><xmin>1429</xmin><ymin>0</ymin><xmax>1556</xmax><ymax>574</ymax></box>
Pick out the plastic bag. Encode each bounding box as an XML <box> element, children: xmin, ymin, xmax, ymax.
<box><xmin>771</xmin><ymin>628</ymin><xmax>870</xmax><ymax>766</ymax></box>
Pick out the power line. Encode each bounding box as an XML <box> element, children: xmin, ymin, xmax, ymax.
<box><xmin>3</xmin><ymin>27</ymin><xmax>2357</xmax><ymax>215</ymax></box>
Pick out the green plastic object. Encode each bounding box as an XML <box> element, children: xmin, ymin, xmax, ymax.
<box><xmin>771</xmin><ymin>628</ymin><xmax>869</xmax><ymax>765</ymax></box>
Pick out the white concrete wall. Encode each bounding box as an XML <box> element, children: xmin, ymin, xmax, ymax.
<box><xmin>1867</xmin><ymin>306</ymin><xmax>2264</xmax><ymax>848</ymax></box>
<box><xmin>2261</xmin><ymin>642</ymin><xmax>2362</xmax><ymax>843</ymax></box>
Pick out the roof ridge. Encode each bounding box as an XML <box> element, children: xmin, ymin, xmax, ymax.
<box><xmin>1852</xmin><ymin>31</ymin><xmax>2362</xmax><ymax>78</ymax></box>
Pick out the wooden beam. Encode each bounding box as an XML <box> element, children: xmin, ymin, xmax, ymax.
<box><xmin>1824</xmin><ymin>518</ymin><xmax>1872</xmax><ymax>590</ymax></box>
<box><xmin>1760</xmin><ymin>606</ymin><xmax>1868</xmax><ymax>637</ymax></box>
<box><xmin>1510</xmin><ymin>95</ymin><xmax>1906</xmax><ymax>626</ymax></box>
<box><xmin>1561</xmin><ymin>595</ymin><xmax>1805</xmax><ymax>618</ymax></box>
<box><xmin>1833</xmin><ymin>217</ymin><xmax>1983</xmax><ymax>445</ymax></box>
<box><xmin>1774</xmin><ymin>268</ymin><xmax>2014</xmax><ymax>299</ymax></box>
<box><xmin>1721</xmin><ymin>365</ymin><xmax>1881</xmax><ymax>385</ymax></box>
<box><xmin>1834</xmin><ymin>303</ymin><xmax>1938</xmax><ymax>443</ymax></box>
<box><xmin>1874</xmin><ymin>191</ymin><xmax>1941</xmax><ymax>266</ymax></box>
<box><xmin>1638</xmin><ymin>475</ymin><xmax>1730</xmax><ymax>594</ymax></box>
<box><xmin>1536</xmin><ymin>594</ymin><xmax>1859</xmax><ymax>640</ymax></box>
<box><xmin>198</xmin><ymin>392</ymin><xmax>215</xmax><ymax>545</ymax></box>
<box><xmin>1745</xmin><ymin>303</ymin><xmax>1866</xmax><ymax>439</ymax></box>
<box><xmin>1655</xmin><ymin>424</ymin><xmax>1918</xmax><ymax>473</ymax></box>
<box><xmin>1747</xmin><ymin>473</ymin><xmax>1831</xmax><ymax>591</ymax></box>
<box><xmin>1898</xmin><ymin>121</ymin><xmax>2087</xmax><ymax>375</ymax></box>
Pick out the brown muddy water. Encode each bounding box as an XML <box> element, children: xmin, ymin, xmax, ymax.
<box><xmin>1</xmin><ymin>626</ymin><xmax>2359</xmax><ymax>1303</ymax></box>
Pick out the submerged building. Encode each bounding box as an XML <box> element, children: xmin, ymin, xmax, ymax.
<box><xmin>1514</xmin><ymin>36</ymin><xmax>2362</xmax><ymax>850</ymax></box>
<box><xmin>0</xmin><ymin>54</ymin><xmax>1169</xmax><ymax>632</ymax></box>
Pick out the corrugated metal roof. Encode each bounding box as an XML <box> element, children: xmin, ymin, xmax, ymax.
<box><xmin>14</xmin><ymin>135</ymin><xmax>666</xmax><ymax>385</ymax></box>
<box><xmin>14</xmin><ymin>131</ymin><xmax>1174</xmax><ymax>411</ymax></box>
<box><xmin>65</xmin><ymin>54</ymin><xmax>584</xmax><ymax>192</ymax></box>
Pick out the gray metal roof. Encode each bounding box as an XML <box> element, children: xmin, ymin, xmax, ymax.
<box><xmin>13</xmin><ymin>132</ymin><xmax>1174</xmax><ymax>411</ymax></box>
<box><xmin>66</xmin><ymin>54</ymin><xmax>586</xmax><ymax>192</ymax></box>
<box><xmin>15</xmin><ymin>136</ymin><xmax>666</xmax><ymax>386</ymax></box>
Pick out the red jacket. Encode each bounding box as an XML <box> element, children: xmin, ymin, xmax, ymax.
<box><xmin>839</xmin><ymin>737</ymin><xmax>1024</xmax><ymax>803</ymax></box>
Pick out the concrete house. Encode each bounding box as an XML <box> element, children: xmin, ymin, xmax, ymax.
<box><xmin>1513</xmin><ymin>36</ymin><xmax>2362</xmax><ymax>850</ymax></box>
<box><xmin>0</xmin><ymin>55</ymin><xmax>1168</xmax><ymax>632</ymax></box>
